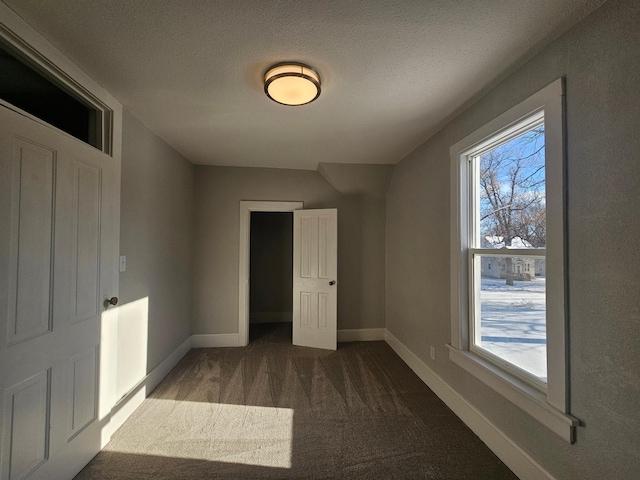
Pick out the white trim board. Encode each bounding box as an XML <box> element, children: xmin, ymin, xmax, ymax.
<box><xmin>192</xmin><ymin>329</ymin><xmax>385</xmax><ymax>347</ymax></box>
<box><xmin>384</xmin><ymin>330</ymin><xmax>555</xmax><ymax>480</ymax></box>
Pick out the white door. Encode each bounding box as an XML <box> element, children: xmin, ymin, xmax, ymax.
<box><xmin>0</xmin><ymin>106</ymin><xmax>118</xmax><ymax>480</ymax></box>
<box><xmin>292</xmin><ymin>209</ymin><xmax>337</xmax><ymax>350</ymax></box>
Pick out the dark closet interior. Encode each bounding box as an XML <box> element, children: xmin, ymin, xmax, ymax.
<box><xmin>249</xmin><ymin>212</ymin><xmax>293</xmax><ymax>331</ymax></box>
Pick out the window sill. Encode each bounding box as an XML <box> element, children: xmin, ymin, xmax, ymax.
<box><xmin>447</xmin><ymin>344</ymin><xmax>579</xmax><ymax>442</ymax></box>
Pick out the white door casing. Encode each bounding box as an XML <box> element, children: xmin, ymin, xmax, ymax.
<box><xmin>292</xmin><ymin>209</ymin><xmax>338</xmax><ymax>350</ymax></box>
<box><xmin>238</xmin><ymin>201</ymin><xmax>303</xmax><ymax>346</ymax></box>
<box><xmin>0</xmin><ymin>106</ymin><xmax>118</xmax><ymax>480</ymax></box>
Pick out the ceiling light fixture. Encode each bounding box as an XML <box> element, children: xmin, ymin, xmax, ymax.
<box><xmin>264</xmin><ymin>62</ymin><xmax>321</xmax><ymax>106</ymax></box>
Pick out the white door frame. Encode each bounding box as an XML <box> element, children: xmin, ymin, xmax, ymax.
<box><xmin>238</xmin><ymin>201</ymin><xmax>303</xmax><ymax>346</ymax></box>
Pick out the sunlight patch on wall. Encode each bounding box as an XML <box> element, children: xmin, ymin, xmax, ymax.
<box><xmin>114</xmin><ymin>297</ymin><xmax>149</xmax><ymax>399</ymax></box>
<box><xmin>106</xmin><ymin>399</ymin><xmax>294</xmax><ymax>469</ymax></box>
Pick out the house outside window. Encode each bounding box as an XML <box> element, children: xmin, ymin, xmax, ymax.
<box><xmin>448</xmin><ymin>79</ymin><xmax>578</xmax><ymax>442</ymax></box>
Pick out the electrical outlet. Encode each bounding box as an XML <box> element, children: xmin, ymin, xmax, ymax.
<box><xmin>430</xmin><ymin>346</ymin><xmax>436</xmax><ymax>361</ymax></box>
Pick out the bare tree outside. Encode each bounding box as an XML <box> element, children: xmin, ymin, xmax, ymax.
<box><xmin>479</xmin><ymin>124</ymin><xmax>545</xmax><ymax>285</ymax></box>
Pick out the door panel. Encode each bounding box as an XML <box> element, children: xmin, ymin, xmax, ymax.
<box><xmin>300</xmin><ymin>216</ymin><xmax>312</xmax><ymax>278</ymax></box>
<box><xmin>6</xmin><ymin>140</ymin><xmax>55</xmax><ymax>345</ymax></box>
<box><xmin>1</xmin><ymin>370</ymin><xmax>49</xmax><ymax>480</ymax></box>
<box><xmin>71</xmin><ymin>161</ymin><xmax>102</xmax><ymax>324</ymax></box>
<box><xmin>318</xmin><ymin>216</ymin><xmax>329</xmax><ymax>279</ymax></box>
<box><xmin>293</xmin><ymin>209</ymin><xmax>337</xmax><ymax>350</ymax></box>
<box><xmin>68</xmin><ymin>347</ymin><xmax>98</xmax><ymax>439</ymax></box>
<box><xmin>0</xmin><ymin>105</ymin><xmax>117</xmax><ymax>480</ymax></box>
<box><xmin>318</xmin><ymin>293</ymin><xmax>328</xmax><ymax>329</ymax></box>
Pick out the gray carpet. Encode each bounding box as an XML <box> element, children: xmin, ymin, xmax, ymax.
<box><xmin>75</xmin><ymin>323</ymin><xmax>518</xmax><ymax>479</ymax></box>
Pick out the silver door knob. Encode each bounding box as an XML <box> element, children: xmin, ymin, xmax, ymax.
<box><xmin>104</xmin><ymin>297</ymin><xmax>118</xmax><ymax>307</ymax></box>
<box><xmin>329</xmin><ymin>281</ymin><xmax>336</xmax><ymax>286</ymax></box>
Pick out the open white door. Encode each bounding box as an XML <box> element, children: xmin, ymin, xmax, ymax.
<box><xmin>293</xmin><ymin>209</ymin><xmax>337</xmax><ymax>350</ymax></box>
<box><xmin>0</xmin><ymin>105</ymin><xmax>118</xmax><ymax>480</ymax></box>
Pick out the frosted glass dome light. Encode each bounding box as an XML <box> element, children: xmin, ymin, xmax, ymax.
<box><xmin>264</xmin><ymin>63</ymin><xmax>321</xmax><ymax>106</ymax></box>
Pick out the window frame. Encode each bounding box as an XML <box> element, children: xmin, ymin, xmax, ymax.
<box><xmin>467</xmin><ymin>112</ymin><xmax>547</xmax><ymax>391</ymax></box>
<box><xmin>469</xmin><ymin>252</ymin><xmax>547</xmax><ymax>391</ymax></box>
<box><xmin>448</xmin><ymin>79</ymin><xmax>579</xmax><ymax>442</ymax></box>
<box><xmin>0</xmin><ymin>23</ymin><xmax>113</xmax><ymax>154</ymax></box>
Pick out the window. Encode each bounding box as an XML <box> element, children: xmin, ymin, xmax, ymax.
<box><xmin>470</xmin><ymin>116</ymin><xmax>547</xmax><ymax>388</ymax></box>
<box><xmin>449</xmin><ymin>79</ymin><xmax>578</xmax><ymax>442</ymax></box>
<box><xmin>0</xmin><ymin>37</ymin><xmax>110</xmax><ymax>152</ymax></box>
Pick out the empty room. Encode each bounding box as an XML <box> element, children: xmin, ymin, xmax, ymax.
<box><xmin>0</xmin><ymin>1</ymin><xmax>638</xmax><ymax>479</ymax></box>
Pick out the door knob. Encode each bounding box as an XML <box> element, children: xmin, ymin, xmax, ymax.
<box><xmin>329</xmin><ymin>281</ymin><xmax>336</xmax><ymax>286</ymax></box>
<box><xmin>104</xmin><ymin>297</ymin><xmax>118</xmax><ymax>307</ymax></box>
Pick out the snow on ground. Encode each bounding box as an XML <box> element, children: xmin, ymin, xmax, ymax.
<box><xmin>479</xmin><ymin>277</ymin><xmax>547</xmax><ymax>380</ymax></box>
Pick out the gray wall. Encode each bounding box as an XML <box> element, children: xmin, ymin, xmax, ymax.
<box><xmin>385</xmin><ymin>0</ymin><xmax>640</xmax><ymax>478</ymax></box>
<box><xmin>319</xmin><ymin>162</ymin><xmax>394</xmax><ymax>331</ymax></box>
<box><xmin>250</xmin><ymin>212</ymin><xmax>293</xmax><ymax>322</ymax></box>
<box><xmin>120</xmin><ymin>110</ymin><xmax>194</xmax><ymax>371</ymax></box>
<box><xmin>192</xmin><ymin>164</ymin><xmax>392</xmax><ymax>334</ymax></box>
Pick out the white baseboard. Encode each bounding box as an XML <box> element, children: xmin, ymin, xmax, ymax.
<box><xmin>338</xmin><ymin>328</ymin><xmax>386</xmax><ymax>342</ymax></box>
<box><xmin>192</xmin><ymin>333</ymin><xmax>240</xmax><ymax>348</ymax></box>
<box><xmin>110</xmin><ymin>335</ymin><xmax>192</xmax><ymax>434</ymax></box>
<box><xmin>193</xmin><ymin>330</ymin><xmax>384</xmax><ymax>346</ymax></box>
<box><xmin>384</xmin><ymin>330</ymin><xmax>555</xmax><ymax>480</ymax></box>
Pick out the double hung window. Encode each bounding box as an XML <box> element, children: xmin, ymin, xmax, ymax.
<box><xmin>469</xmin><ymin>112</ymin><xmax>547</xmax><ymax>389</ymax></box>
<box><xmin>449</xmin><ymin>79</ymin><xmax>578</xmax><ymax>441</ymax></box>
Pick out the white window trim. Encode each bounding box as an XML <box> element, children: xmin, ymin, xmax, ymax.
<box><xmin>449</xmin><ymin>78</ymin><xmax>579</xmax><ymax>442</ymax></box>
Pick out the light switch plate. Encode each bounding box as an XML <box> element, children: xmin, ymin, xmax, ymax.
<box><xmin>119</xmin><ymin>255</ymin><xmax>127</xmax><ymax>272</ymax></box>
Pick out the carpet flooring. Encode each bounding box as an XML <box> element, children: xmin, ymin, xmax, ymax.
<box><xmin>75</xmin><ymin>323</ymin><xmax>518</xmax><ymax>479</ymax></box>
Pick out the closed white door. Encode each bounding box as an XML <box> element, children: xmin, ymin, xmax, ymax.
<box><xmin>0</xmin><ymin>105</ymin><xmax>118</xmax><ymax>480</ymax></box>
<box><xmin>292</xmin><ymin>209</ymin><xmax>337</xmax><ymax>350</ymax></box>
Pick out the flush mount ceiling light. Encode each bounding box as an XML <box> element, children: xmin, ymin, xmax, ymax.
<box><xmin>264</xmin><ymin>62</ymin><xmax>321</xmax><ymax>106</ymax></box>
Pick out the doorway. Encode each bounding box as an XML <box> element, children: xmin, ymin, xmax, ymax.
<box><xmin>238</xmin><ymin>201</ymin><xmax>338</xmax><ymax>350</ymax></box>
<box><xmin>238</xmin><ymin>201</ymin><xmax>303</xmax><ymax>346</ymax></box>
<box><xmin>249</xmin><ymin>212</ymin><xmax>293</xmax><ymax>343</ymax></box>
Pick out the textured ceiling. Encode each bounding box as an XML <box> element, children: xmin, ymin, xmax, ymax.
<box><xmin>3</xmin><ymin>0</ymin><xmax>605</xmax><ymax>170</ymax></box>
